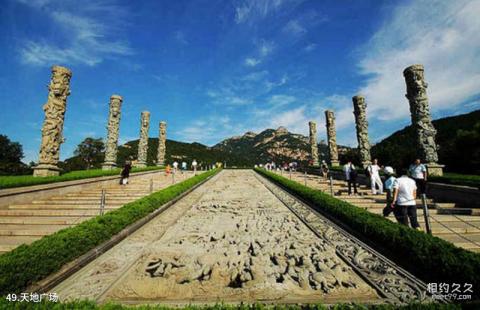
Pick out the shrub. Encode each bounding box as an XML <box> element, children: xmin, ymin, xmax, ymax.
<box><xmin>255</xmin><ymin>168</ymin><xmax>480</xmax><ymax>300</ymax></box>
<box><xmin>0</xmin><ymin>169</ymin><xmax>219</xmax><ymax>295</ymax></box>
<box><xmin>0</xmin><ymin>166</ymin><xmax>163</xmax><ymax>190</ymax></box>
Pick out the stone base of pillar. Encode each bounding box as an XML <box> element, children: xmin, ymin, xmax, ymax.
<box><xmin>426</xmin><ymin>163</ymin><xmax>445</xmax><ymax>176</ymax></box>
<box><xmin>311</xmin><ymin>161</ymin><xmax>320</xmax><ymax>167</ymax></box>
<box><xmin>135</xmin><ymin>162</ymin><xmax>147</xmax><ymax>168</ymax></box>
<box><xmin>102</xmin><ymin>162</ymin><xmax>117</xmax><ymax>170</ymax></box>
<box><xmin>330</xmin><ymin>160</ymin><xmax>340</xmax><ymax>167</ymax></box>
<box><xmin>156</xmin><ymin>162</ymin><xmax>164</xmax><ymax>167</ymax></box>
<box><xmin>33</xmin><ymin>164</ymin><xmax>61</xmax><ymax>177</ymax></box>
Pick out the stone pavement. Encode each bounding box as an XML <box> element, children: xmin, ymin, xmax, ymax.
<box><xmin>273</xmin><ymin>170</ymin><xmax>480</xmax><ymax>253</ymax></box>
<box><xmin>0</xmin><ymin>171</ymin><xmax>199</xmax><ymax>255</ymax></box>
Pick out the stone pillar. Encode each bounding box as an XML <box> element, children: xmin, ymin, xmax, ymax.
<box><xmin>156</xmin><ymin>121</ymin><xmax>166</xmax><ymax>166</ymax></box>
<box><xmin>136</xmin><ymin>111</ymin><xmax>150</xmax><ymax>168</ymax></box>
<box><xmin>33</xmin><ymin>66</ymin><xmax>72</xmax><ymax>177</ymax></box>
<box><xmin>403</xmin><ymin>64</ymin><xmax>443</xmax><ymax>176</ymax></box>
<box><xmin>352</xmin><ymin>95</ymin><xmax>371</xmax><ymax>168</ymax></box>
<box><xmin>324</xmin><ymin>110</ymin><xmax>340</xmax><ymax>167</ymax></box>
<box><xmin>102</xmin><ymin>95</ymin><xmax>123</xmax><ymax>170</ymax></box>
<box><xmin>308</xmin><ymin>121</ymin><xmax>319</xmax><ymax>166</ymax></box>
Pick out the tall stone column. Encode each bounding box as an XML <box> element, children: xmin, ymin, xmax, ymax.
<box><xmin>308</xmin><ymin>121</ymin><xmax>319</xmax><ymax>166</ymax></box>
<box><xmin>33</xmin><ymin>66</ymin><xmax>72</xmax><ymax>177</ymax></box>
<box><xmin>102</xmin><ymin>95</ymin><xmax>123</xmax><ymax>170</ymax></box>
<box><xmin>352</xmin><ymin>95</ymin><xmax>371</xmax><ymax>168</ymax></box>
<box><xmin>403</xmin><ymin>64</ymin><xmax>443</xmax><ymax>176</ymax></box>
<box><xmin>136</xmin><ymin>111</ymin><xmax>150</xmax><ymax>168</ymax></box>
<box><xmin>156</xmin><ymin>121</ymin><xmax>166</xmax><ymax>166</ymax></box>
<box><xmin>324</xmin><ymin>110</ymin><xmax>340</xmax><ymax>166</ymax></box>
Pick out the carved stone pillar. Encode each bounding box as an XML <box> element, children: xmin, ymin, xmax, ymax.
<box><xmin>33</xmin><ymin>66</ymin><xmax>72</xmax><ymax>177</ymax></box>
<box><xmin>403</xmin><ymin>64</ymin><xmax>443</xmax><ymax>176</ymax></box>
<box><xmin>136</xmin><ymin>111</ymin><xmax>150</xmax><ymax>168</ymax></box>
<box><xmin>156</xmin><ymin>121</ymin><xmax>166</xmax><ymax>166</ymax></box>
<box><xmin>102</xmin><ymin>95</ymin><xmax>123</xmax><ymax>170</ymax></box>
<box><xmin>324</xmin><ymin>110</ymin><xmax>340</xmax><ymax>167</ymax></box>
<box><xmin>352</xmin><ymin>95</ymin><xmax>371</xmax><ymax>168</ymax></box>
<box><xmin>308</xmin><ymin>121</ymin><xmax>319</xmax><ymax>166</ymax></box>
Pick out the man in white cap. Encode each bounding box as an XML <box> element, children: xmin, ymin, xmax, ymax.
<box><xmin>382</xmin><ymin>166</ymin><xmax>396</xmax><ymax>217</ymax></box>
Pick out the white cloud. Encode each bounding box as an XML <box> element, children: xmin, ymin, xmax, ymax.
<box><xmin>283</xmin><ymin>19</ymin><xmax>306</xmax><ymax>35</ymax></box>
<box><xmin>304</xmin><ymin>43</ymin><xmax>317</xmax><ymax>52</ymax></box>
<box><xmin>18</xmin><ymin>0</ymin><xmax>133</xmax><ymax>66</ymax></box>
<box><xmin>174</xmin><ymin>31</ymin><xmax>188</xmax><ymax>45</ymax></box>
<box><xmin>358</xmin><ymin>0</ymin><xmax>480</xmax><ymax>121</ymax></box>
<box><xmin>268</xmin><ymin>94</ymin><xmax>295</xmax><ymax>107</ymax></box>
<box><xmin>259</xmin><ymin>40</ymin><xmax>275</xmax><ymax>56</ymax></box>
<box><xmin>234</xmin><ymin>0</ymin><xmax>286</xmax><ymax>24</ymax></box>
<box><xmin>242</xmin><ymin>70</ymin><xmax>269</xmax><ymax>81</ymax></box>
<box><xmin>245</xmin><ymin>57</ymin><xmax>261</xmax><ymax>67</ymax></box>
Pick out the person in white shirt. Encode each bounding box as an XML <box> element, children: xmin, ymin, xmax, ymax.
<box><xmin>408</xmin><ymin>158</ymin><xmax>427</xmax><ymax>196</ymax></box>
<box><xmin>172</xmin><ymin>161</ymin><xmax>178</xmax><ymax>174</ymax></box>
<box><xmin>181</xmin><ymin>161</ymin><xmax>187</xmax><ymax>174</ymax></box>
<box><xmin>192</xmin><ymin>159</ymin><xmax>198</xmax><ymax>175</ymax></box>
<box><xmin>367</xmin><ymin>159</ymin><xmax>383</xmax><ymax>195</ymax></box>
<box><xmin>343</xmin><ymin>160</ymin><xmax>358</xmax><ymax>195</ymax></box>
<box><xmin>392</xmin><ymin>172</ymin><xmax>420</xmax><ymax>229</ymax></box>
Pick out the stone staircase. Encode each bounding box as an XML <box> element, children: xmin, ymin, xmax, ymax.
<box><xmin>0</xmin><ymin>171</ymin><xmax>194</xmax><ymax>255</ymax></box>
<box><xmin>279</xmin><ymin>171</ymin><xmax>480</xmax><ymax>253</ymax></box>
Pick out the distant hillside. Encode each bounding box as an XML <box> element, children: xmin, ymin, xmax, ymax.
<box><xmin>213</xmin><ymin>126</ymin><xmax>350</xmax><ymax>165</ymax></box>
<box><xmin>371</xmin><ymin>109</ymin><xmax>480</xmax><ymax>174</ymax></box>
<box><xmin>61</xmin><ymin>127</ymin><xmax>351</xmax><ymax>170</ymax></box>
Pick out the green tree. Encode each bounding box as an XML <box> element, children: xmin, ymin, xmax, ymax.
<box><xmin>73</xmin><ymin>138</ymin><xmax>105</xmax><ymax>170</ymax></box>
<box><xmin>0</xmin><ymin>134</ymin><xmax>30</xmax><ymax>175</ymax></box>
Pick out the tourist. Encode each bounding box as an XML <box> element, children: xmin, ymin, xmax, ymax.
<box><xmin>343</xmin><ymin>160</ymin><xmax>358</xmax><ymax>195</ymax></box>
<box><xmin>181</xmin><ymin>161</ymin><xmax>187</xmax><ymax>173</ymax></box>
<box><xmin>321</xmin><ymin>160</ymin><xmax>329</xmax><ymax>178</ymax></box>
<box><xmin>408</xmin><ymin>159</ymin><xmax>427</xmax><ymax>196</ymax></box>
<box><xmin>392</xmin><ymin>170</ymin><xmax>420</xmax><ymax>229</ymax></box>
<box><xmin>173</xmin><ymin>161</ymin><xmax>178</xmax><ymax>174</ymax></box>
<box><xmin>367</xmin><ymin>158</ymin><xmax>383</xmax><ymax>195</ymax></box>
<box><xmin>192</xmin><ymin>159</ymin><xmax>198</xmax><ymax>175</ymax></box>
<box><xmin>165</xmin><ymin>164</ymin><xmax>171</xmax><ymax>175</ymax></box>
<box><xmin>382</xmin><ymin>166</ymin><xmax>396</xmax><ymax>217</ymax></box>
<box><xmin>120</xmin><ymin>161</ymin><xmax>131</xmax><ymax>185</ymax></box>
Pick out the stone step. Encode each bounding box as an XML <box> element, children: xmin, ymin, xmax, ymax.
<box><xmin>8</xmin><ymin>204</ymin><xmax>120</xmax><ymax>210</ymax></box>
<box><xmin>65</xmin><ymin>193</ymin><xmax>146</xmax><ymax>198</ymax></box>
<box><xmin>0</xmin><ymin>225</ymin><xmax>67</xmax><ymax>236</ymax></box>
<box><xmin>0</xmin><ymin>244</ymin><xmax>17</xmax><ymax>254</ymax></box>
<box><xmin>0</xmin><ymin>209</ymin><xmax>103</xmax><ymax>217</ymax></box>
<box><xmin>0</xmin><ymin>216</ymin><xmax>82</xmax><ymax>225</ymax></box>
<box><xmin>31</xmin><ymin>200</ymin><xmax>125</xmax><ymax>205</ymax></box>
<box><xmin>47</xmin><ymin>196</ymin><xmax>135</xmax><ymax>202</ymax></box>
<box><xmin>0</xmin><ymin>235</ymin><xmax>41</xmax><ymax>246</ymax></box>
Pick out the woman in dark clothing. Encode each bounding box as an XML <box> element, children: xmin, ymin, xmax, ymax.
<box><xmin>120</xmin><ymin>161</ymin><xmax>132</xmax><ymax>185</ymax></box>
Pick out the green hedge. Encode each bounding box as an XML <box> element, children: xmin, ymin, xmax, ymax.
<box><xmin>429</xmin><ymin>173</ymin><xmax>480</xmax><ymax>188</ymax></box>
<box><xmin>0</xmin><ymin>169</ymin><xmax>219</xmax><ymax>295</ymax></box>
<box><xmin>0</xmin><ymin>299</ymin><xmax>468</xmax><ymax>310</ymax></box>
<box><xmin>0</xmin><ymin>166</ymin><xmax>164</xmax><ymax>190</ymax></box>
<box><xmin>255</xmin><ymin>168</ymin><xmax>480</xmax><ymax>300</ymax></box>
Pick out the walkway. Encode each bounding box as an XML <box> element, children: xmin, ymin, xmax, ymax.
<box><xmin>273</xmin><ymin>170</ymin><xmax>480</xmax><ymax>253</ymax></box>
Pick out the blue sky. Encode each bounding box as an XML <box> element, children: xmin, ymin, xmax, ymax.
<box><xmin>1</xmin><ymin>0</ymin><xmax>479</xmax><ymax>163</ymax></box>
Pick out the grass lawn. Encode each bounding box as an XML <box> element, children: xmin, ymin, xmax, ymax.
<box><xmin>0</xmin><ymin>166</ymin><xmax>163</xmax><ymax>190</ymax></box>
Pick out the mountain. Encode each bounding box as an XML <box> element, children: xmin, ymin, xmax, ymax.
<box><xmin>61</xmin><ymin>127</ymin><xmax>350</xmax><ymax>170</ymax></box>
<box><xmin>213</xmin><ymin>126</ymin><xmax>333</xmax><ymax>165</ymax></box>
<box><xmin>371</xmin><ymin>109</ymin><xmax>480</xmax><ymax>174</ymax></box>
